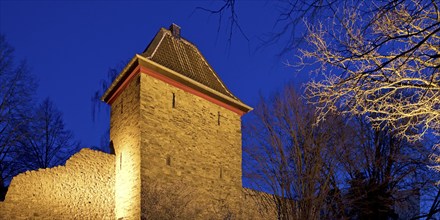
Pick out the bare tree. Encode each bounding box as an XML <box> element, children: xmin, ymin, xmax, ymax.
<box><xmin>299</xmin><ymin>0</ymin><xmax>439</xmax><ymax>142</ymax></box>
<box><xmin>294</xmin><ymin>0</ymin><xmax>440</xmax><ymax>183</ymax></box>
<box><xmin>243</xmin><ymin>85</ymin><xmax>350</xmax><ymax>220</ymax></box>
<box><xmin>195</xmin><ymin>0</ymin><xmax>248</xmax><ymax>46</ymax></box>
<box><xmin>337</xmin><ymin>117</ymin><xmax>436</xmax><ymax>219</ymax></box>
<box><xmin>141</xmin><ymin>181</ymin><xmax>200</xmax><ymax>220</ymax></box>
<box><xmin>195</xmin><ymin>0</ymin><xmax>342</xmax><ymax>54</ymax></box>
<box><xmin>413</xmin><ymin>186</ymin><xmax>440</xmax><ymax>219</ymax></box>
<box><xmin>91</xmin><ymin>61</ymin><xmax>127</xmax><ymax>121</ymax></box>
<box><xmin>0</xmin><ymin>34</ymin><xmax>36</xmax><ymax>194</ymax></box>
<box><xmin>199</xmin><ymin>0</ymin><xmax>439</xmax><ymax>142</ymax></box>
<box><xmin>91</xmin><ymin>61</ymin><xmax>128</xmax><ymax>153</ymax></box>
<box><xmin>200</xmin><ymin>0</ymin><xmax>440</xmax><ymax>215</ymax></box>
<box><xmin>141</xmin><ymin>180</ymin><xmax>236</xmax><ymax>219</ymax></box>
<box><xmin>14</xmin><ymin>98</ymin><xmax>80</xmax><ymax>171</ymax></box>
<box><xmin>431</xmin><ymin>126</ymin><xmax>440</xmax><ymax>176</ymax></box>
<box><xmin>243</xmin><ymin>84</ymin><xmax>438</xmax><ymax>219</ymax></box>
<box><xmin>410</xmin><ymin>186</ymin><xmax>440</xmax><ymax>219</ymax></box>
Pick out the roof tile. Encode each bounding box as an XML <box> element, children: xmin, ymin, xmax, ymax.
<box><xmin>142</xmin><ymin>27</ymin><xmax>239</xmax><ymax>101</ymax></box>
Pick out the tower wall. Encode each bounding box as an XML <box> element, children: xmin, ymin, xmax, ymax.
<box><xmin>139</xmin><ymin>71</ymin><xmax>244</xmax><ymax>218</ymax></box>
<box><xmin>110</xmin><ymin>74</ymin><xmax>142</xmax><ymax>219</ymax></box>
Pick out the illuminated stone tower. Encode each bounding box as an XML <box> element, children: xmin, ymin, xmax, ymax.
<box><xmin>102</xmin><ymin>24</ymin><xmax>252</xmax><ymax>219</ymax></box>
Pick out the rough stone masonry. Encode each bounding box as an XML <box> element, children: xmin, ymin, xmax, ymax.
<box><xmin>0</xmin><ymin>24</ymin><xmax>276</xmax><ymax>220</ymax></box>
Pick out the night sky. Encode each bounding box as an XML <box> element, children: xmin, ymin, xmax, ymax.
<box><xmin>0</xmin><ymin>1</ymin><xmax>308</xmax><ymax>149</ymax></box>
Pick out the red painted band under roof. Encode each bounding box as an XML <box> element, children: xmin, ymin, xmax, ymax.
<box><xmin>106</xmin><ymin>64</ymin><xmax>246</xmax><ymax>116</ymax></box>
<box><xmin>106</xmin><ymin>65</ymin><xmax>141</xmax><ymax>105</ymax></box>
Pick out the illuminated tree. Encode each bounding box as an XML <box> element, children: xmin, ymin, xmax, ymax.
<box><xmin>293</xmin><ymin>0</ymin><xmax>440</xmax><ymax>182</ymax></box>
<box><xmin>202</xmin><ymin>0</ymin><xmax>440</xmax><ymax>214</ymax></box>
<box><xmin>200</xmin><ymin>0</ymin><xmax>439</xmax><ymax>149</ymax></box>
<box><xmin>299</xmin><ymin>0</ymin><xmax>439</xmax><ymax>142</ymax></box>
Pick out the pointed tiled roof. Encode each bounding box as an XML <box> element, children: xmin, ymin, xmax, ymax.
<box><xmin>141</xmin><ymin>25</ymin><xmax>240</xmax><ymax>101</ymax></box>
<box><xmin>102</xmin><ymin>24</ymin><xmax>252</xmax><ymax>115</ymax></box>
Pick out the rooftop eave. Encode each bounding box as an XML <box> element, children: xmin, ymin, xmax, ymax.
<box><xmin>101</xmin><ymin>55</ymin><xmax>253</xmax><ymax>114</ymax></box>
<box><xmin>101</xmin><ymin>55</ymin><xmax>139</xmax><ymax>103</ymax></box>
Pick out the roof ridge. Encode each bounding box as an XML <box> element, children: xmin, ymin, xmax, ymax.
<box><xmin>163</xmin><ymin>29</ymin><xmax>240</xmax><ymax>101</ymax></box>
<box><xmin>148</xmin><ymin>30</ymin><xmax>166</xmax><ymax>59</ymax></box>
<box><xmin>187</xmin><ymin>40</ymin><xmax>239</xmax><ymax>101</ymax></box>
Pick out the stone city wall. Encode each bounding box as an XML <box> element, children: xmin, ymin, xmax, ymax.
<box><xmin>0</xmin><ymin>148</ymin><xmax>115</xmax><ymax>220</ymax></box>
<box><xmin>242</xmin><ymin>188</ymin><xmax>277</xmax><ymax>219</ymax></box>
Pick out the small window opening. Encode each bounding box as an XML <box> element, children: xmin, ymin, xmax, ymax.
<box><xmin>172</xmin><ymin>93</ymin><xmax>176</xmax><ymax>108</ymax></box>
<box><xmin>166</xmin><ymin>155</ymin><xmax>171</xmax><ymax>166</ymax></box>
<box><xmin>220</xmin><ymin>167</ymin><xmax>223</xmax><ymax>179</ymax></box>
<box><xmin>217</xmin><ymin>111</ymin><xmax>221</xmax><ymax>125</ymax></box>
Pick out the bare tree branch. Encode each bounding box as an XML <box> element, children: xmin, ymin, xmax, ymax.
<box><xmin>194</xmin><ymin>0</ymin><xmax>249</xmax><ymax>48</ymax></box>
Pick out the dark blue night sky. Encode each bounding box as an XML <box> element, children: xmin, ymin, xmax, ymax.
<box><xmin>0</xmin><ymin>1</ymin><xmax>308</xmax><ymax>149</ymax></box>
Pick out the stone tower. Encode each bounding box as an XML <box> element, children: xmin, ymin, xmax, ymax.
<box><xmin>102</xmin><ymin>24</ymin><xmax>252</xmax><ymax>219</ymax></box>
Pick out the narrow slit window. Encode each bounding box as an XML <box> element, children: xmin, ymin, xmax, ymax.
<box><xmin>120</xmin><ymin>153</ymin><xmax>122</xmax><ymax>170</ymax></box>
<box><xmin>166</xmin><ymin>155</ymin><xmax>171</xmax><ymax>166</ymax></box>
<box><xmin>172</xmin><ymin>93</ymin><xmax>176</xmax><ymax>108</ymax></box>
<box><xmin>217</xmin><ymin>111</ymin><xmax>221</xmax><ymax>125</ymax></box>
<box><xmin>220</xmin><ymin>167</ymin><xmax>223</xmax><ymax>179</ymax></box>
